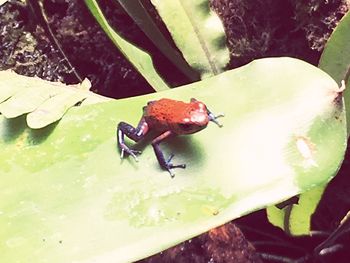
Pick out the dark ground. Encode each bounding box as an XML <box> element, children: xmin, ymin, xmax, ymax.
<box><xmin>1</xmin><ymin>0</ymin><xmax>350</xmax><ymax>262</ymax></box>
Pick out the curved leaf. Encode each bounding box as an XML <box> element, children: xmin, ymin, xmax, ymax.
<box><xmin>84</xmin><ymin>0</ymin><xmax>170</xmax><ymax>92</ymax></box>
<box><xmin>116</xmin><ymin>0</ymin><xmax>200</xmax><ymax>82</ymax></box>
<box><xmin>267</xmin><ymin>185</ymin><xmax>325</xmax><ymax>236</ymax></box>
<box><xmin>319</xmin><ymin>10</ymin><xmax>350</xmax><ymax>133</ymax></box>
<box><xmin>0</xmin><ymin>58</ymin><xmax>346</xmax><ymax>262</ymax></box>
<box><xmin>151</xmin><ymin>0</ymin><xmax>229</xmax><ymax>79</ymax></box>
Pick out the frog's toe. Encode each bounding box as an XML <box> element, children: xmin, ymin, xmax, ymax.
<box><xmin>120</xmin><ymin>146</ymin><xmax>142</xmax><ymax>161</ymax></box>
<box><xmin>164</xmin><ymin>154</ymin><xmax>186</xmax><ymax>177</ymax></box>
<box><xmin>166</xmin><ymin>154</ymin><xmax>186</xmax><ymax>168</ymax></box>
<box><xmin>166</xmin><ymin>165</ymin><xmax>186</xmax><ymax>178</ymax></box>
<box><xmin>169</xmin><ymin>163</ymin><xmax>186</xmax><ymax>169</ymax></box>
<box><xmin>208</xmin><ymin>111</ymin><xmax>224</xmax><ymax>127</ymax></box>
<box><xmin>128</xmin><ymin>149</ymin><xmax>142</xmax><ymax>161</ymax></box>
<box><xmin>168</xmin><ymin>169</ymin><xmax>175</xmax><ymax>178</ymax></box>
<box><xmin>131</xmin><ymin>149</ymin><xmax>142</xmax><ymax>155</ymax></box>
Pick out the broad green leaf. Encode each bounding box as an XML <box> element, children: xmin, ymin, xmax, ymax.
<box><xmin>269</xmin><ymin>11</ymin><xmax>350</xmax><ymax>232</ymax></box>
<box><xmin>275</xmin><ymin>11</ymin><xmax>349</xmax><ymax>231</ymax></box>
<box><xmin>84</xmin><ymin>0</ymin><xmax>170</xmax><ymax>92</ymax></box>
<box><xmin>117</xmin><ymin>0</ymin><xmax>200</xmax><ymax>82</ymax></box>
<box><xmin>0</xmin><ymin>71</ymin><xmax>110</xmax><ymax>129</ymax></box>
<box><xmin>151</xmin><ymin>0</ymin><xmax>229</xmax><ymax>79</ymax></box>
<box><xmin>319</xmin><ymin>10</ymin><xmax>350</xmax><ymax>134</ymax></box>
<box><xmin>0</xmin><ymin>58</ymin><xmax>346</xmax><ymax>262</ymax></box>
<box><xmin>267</xmin><ymin>185</ymin><xmax>325</xmax><ymax>236</ymax></box>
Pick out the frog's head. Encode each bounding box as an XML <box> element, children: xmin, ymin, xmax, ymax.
<box><xmin>175</xmin><ymin>98</ymin><xmax>210</xmax><ymax>134</ymax></box>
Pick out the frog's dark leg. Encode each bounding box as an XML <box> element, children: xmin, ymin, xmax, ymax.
<box><xmin>117</xmin><ymin>118</ymin><xmax>149</xmax><ymax>161</ymax></box>
<box><xmin>151</xmin><ymin>131</ymin><xmax>186</xmax><ymax>178</ymax></box>
<box><xmin>207</xmin><ymin>109</ymin><xmax>224</xmax><ymax>127</ymax></box>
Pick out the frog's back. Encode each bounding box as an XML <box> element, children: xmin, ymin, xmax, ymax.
<box><xmin>144</xmin><ymin>98</ymin><xmax>191</xmax><ymax>130</ymax></box>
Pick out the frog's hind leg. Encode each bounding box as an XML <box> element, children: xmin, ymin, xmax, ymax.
<box><xmin>117</xmin><ymin>118</ymin><xmax>149</xmax><ymax>161</ymax></box>
<box><xmin>151</xmin><ymin>131</ymin><xmax>186</xmax><ymax>178</ymax></box>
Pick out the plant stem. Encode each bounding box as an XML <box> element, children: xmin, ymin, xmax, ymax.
<box><xmin>27</xmin><ymin>0</ymin><xmax>83</xmax><ymax>82</ymax></box>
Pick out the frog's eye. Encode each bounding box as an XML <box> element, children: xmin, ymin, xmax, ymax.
<box><xmin>178</xmin><ymin>123</ymin><xmax>193</xmax><ymax>131</ymax></box>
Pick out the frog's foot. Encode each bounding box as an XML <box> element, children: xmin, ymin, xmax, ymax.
<box><xmin>119</xmin><ymin>144</ymin><xmax>142</xmax><ymax>161</ymax></box>
<box><xmin>208</xmin><ymin>111</ymin><xmax>224</xmax><ymax>128</ymax></box>
<box><xmin>165</xmin><ymin>154</ymin><xmax>186</xmax><ymax>178</ymax></box>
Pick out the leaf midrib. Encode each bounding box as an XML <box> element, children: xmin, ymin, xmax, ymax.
<box><xmin>178</xmin><ymin>0</ymin><xmax>218</xmax><ymax>75</ymax></box>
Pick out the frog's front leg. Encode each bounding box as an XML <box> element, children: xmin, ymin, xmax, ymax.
<box><xmin>117</xmin><ymin>118</ymin><xmax>149</xmax><ymax>161</ymax></box>
<box><xmin>152</xmin><ymin>131</ymin><xmax>186</xmax><ymax>178</ymax></box>
<box><xmin>207</xmin><ymin>109</ymin><xmax>224</xmax><ymax>127</ymax></box>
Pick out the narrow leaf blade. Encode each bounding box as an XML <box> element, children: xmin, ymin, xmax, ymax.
<box><xmin>151</xmin><ymin>0</ymin><xmax>230</xmax><ymax>78</ymax></box>
<box><xmin>267</xmin><ymin>185</ymin><xmax>326</xmax><ymax>236</ymax></box>
<box><xmin>319</xmin><ymin>10</ymin><xmax>350</xmax><ymax>134</ymax></box>
<box><xmin>84</xmin><ymin>0</ymin><xmax>170</xmax><ymax>91</ymax></box>
<box><xmin>117</xmin><ymin>0</ymin><xmax>199</xmax><ymax>82</ymax></box>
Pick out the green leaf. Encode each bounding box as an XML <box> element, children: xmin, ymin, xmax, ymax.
<box><xmin>151</xmin><ymin>0</ymin><xmax>230</xmax><ymax>79</ymax></box>
<box><xmin>267</xmin><ymin>185</ymin><xmax>326</xmax><ymax>236</ymax></box>
<box><xmin>270</xmin><ymin>12</ymin><xmax>350</xmax><ymax>234</ymax></box>
<box><xmin>0</xmin><ymin>58</ymin><xmax>346</xmax><ymax>262</ymax></box>
<box><xmin>117</xmin><ymin>0</ymin><xmax>200</xmax><ymax>82</ymax></box>
<box><xmin>0</xmin><ymin>85</ymin><xmax>62</xmax><ymax>119</ymax></box>
<box><xmin>26</xmin><ymin>90</ymin><xmax>88</xmax><ymax>129</ymax></box>
<box><xmin>0</xmin><ymin>71</ymin><xmax>110</xmax><ymax>129</ymax></box>
<box><xmin>0</xmin><ymin>0</ymin><xmax>8</xmax><ymax>6</ymax></box>
<box><xmin>0</xmin><ymin>71</ymin><xmax>33</xmax><ymax>103</ymax></box>
<box><xmin>319</xmin><ymin>10</ymin><xmax>350</xmax><ymax>134</ymax></box>
<box><xmin>84</xmin><ymin>0</ymin><xmax>170</xmax><ymax>92</ymax></box>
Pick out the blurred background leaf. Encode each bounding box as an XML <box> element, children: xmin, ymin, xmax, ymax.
<box><xmin>116</xmin><ymin>0</ymin><xmax>200</xmax><ymax>82</ymax></box>
<box><xmin>267</xmin><ymin>185</ymin><xmax>326</xmax><ymax>236</ymax></box>
<box><xmin>84</xmin><ymin>0</ymin><xmax>170</xmax><ymax>92</ymax></box>
<box><xmin>150</xmin><ymin>0</ymin><xmax>230</xmax><ymax>79</ymax></box>
<box><xmin>319</xmin><ymin>10</ymin><xmax>350</xmax><ymax>134</ymax></box>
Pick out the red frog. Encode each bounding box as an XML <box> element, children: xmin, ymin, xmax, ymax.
<box><xmin>117</xmin><ymin>98</ymin><xmax>223</xmax><ymax>177</ymax></box>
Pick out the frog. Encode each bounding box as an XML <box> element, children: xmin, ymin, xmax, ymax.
<box><xmin>117</xmin><ymin>98</ymin><xmax>224</xmax><ymax>177</ymax></box>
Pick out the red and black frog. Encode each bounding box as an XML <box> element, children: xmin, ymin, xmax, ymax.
<box><xmin>117</xmin><ymin>98</ymin><xmax>223</xmax><ymax>177</ymax></box>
